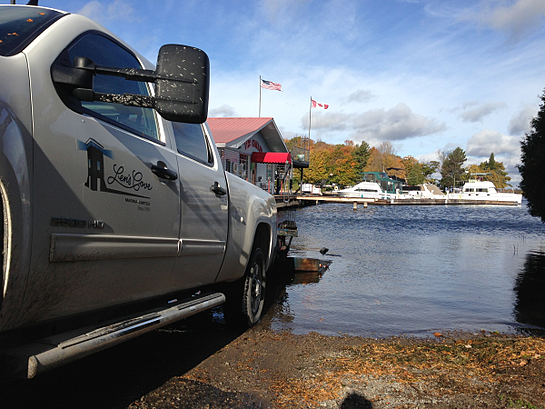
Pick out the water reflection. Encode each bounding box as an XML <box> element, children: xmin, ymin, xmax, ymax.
<box><xmin>264</xmin><ymin>203</ymin><xmax>545</xmax><ymax>337</ymax></box>
<box><xmin>260</xmin><ymin>257</ymin><xmax>329</xmax><ymax>332</ymax></box>
<box><xmin>513</xmin><ymin>250</ymin><xmax>545</xmax><ymax>335</ymax></box>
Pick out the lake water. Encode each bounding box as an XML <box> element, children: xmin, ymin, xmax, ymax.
<box><xmin>263</xmin><ymin>201</ymin><xmax>545</xmax><ymax>338</ymax></box>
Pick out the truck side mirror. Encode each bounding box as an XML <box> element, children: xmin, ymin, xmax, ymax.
<box><xmin>154</xmin><ymin>45</ymin><xmax>210</xmax><ymax>124</ymax></box>
<box><xmin>53</xmin><ymin>44</ymin><xmax>210</xmax><ymax>124</ymax></box>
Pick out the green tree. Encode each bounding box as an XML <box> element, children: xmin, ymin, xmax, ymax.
<box><xmin>486</xmin><ymin>153</ymin><xmax>497</xmax><ymax>170</ymax></box>
<box><xmin>407</xmin><ymin>162</ymin><xmax>425</xmax><ymax>185</ymax></box>
<box><xmin>421</xmin><ymin>161</ymin><xmax>439</xmax><ymax>183</ymax></box>
<box><xmin>519</xmin><ymin>89</ymin><xmax>545</xmax><ymax>222</ymax></box>
<box><xmin>352</xmin><ymin>141</ymin><xmax>370</xmax><ymax>180</ymax></box>
<box><xmin>440</xmin><ymin>147</ymin><xmax>466</xmax><ymax>190</ymax></box>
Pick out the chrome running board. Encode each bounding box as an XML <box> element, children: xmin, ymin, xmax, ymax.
<box><xmin>1</xmin><ymin>292</ymin><xmax>225</xmax><ymax>379</ymax></box>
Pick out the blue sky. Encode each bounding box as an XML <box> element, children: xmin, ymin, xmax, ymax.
<box><xmin>8</xmin><ymin>0</ymin><xmax>545</xmax><ymax>184</ymax></box>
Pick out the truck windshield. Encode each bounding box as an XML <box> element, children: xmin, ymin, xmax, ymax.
<box><xmin>0</xmin><ymin>6</ymin><xmax>64</xmax><ymax>57</ymax></box>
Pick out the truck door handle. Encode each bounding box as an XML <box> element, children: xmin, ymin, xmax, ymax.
<box><xmin>210</xmin><ymin>181</ymin><xmax>227</xmax><ymax>196</ymax></box>
<box><xmin>151</xmin><ymin>162</ymin><xmax>178</xmax><ymax>181</ymax></box>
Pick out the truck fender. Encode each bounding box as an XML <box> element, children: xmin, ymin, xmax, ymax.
<box><xmin>214</xmin><ymin>172</ymin><xmax>277</xmax><ymax>283</ymax></box>
<box><xmin>0</xmin><ymin>103</ymin><xmax>33</xmax><ymax>331</ymax></box>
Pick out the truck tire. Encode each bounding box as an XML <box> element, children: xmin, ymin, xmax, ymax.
<box><xmin>224</xmin><ymin>247</ymin><xmax>266</xmax><ymax>328</ymax></box>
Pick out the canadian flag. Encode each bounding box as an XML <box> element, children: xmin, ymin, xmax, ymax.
<box><xmin>312</xmin><ymin>99</ymin><xmax>329</xmax><ymax>109</ymax></box>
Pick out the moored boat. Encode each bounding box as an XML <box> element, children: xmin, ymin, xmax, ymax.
<box><xmin>397</xmin><ymin>183</ymin><xmax>444</xmax><ymax>199</ymax></box>
<box><xmin>448</xmin><ymin>180</ymin><xmax>522</xmax><ymax>204</ymax></box>
<box><xmin>337</xmin><ymin>181</ymin><xmax>390</xmax><ymax>199</ymax></box>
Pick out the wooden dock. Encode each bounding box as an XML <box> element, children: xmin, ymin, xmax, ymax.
<box><xmin>274</xmin><ymin>194</ymin><xmax>301</xmax><ymax>209</ymax></box>
<box><xmin>294</xmin><ymin>195</ymin><xmax>521</xmax><ymax>207</ymax></box>
<box><xmin>274</xmin><ymin>194</ymin><xmax>521</xmax><ymax>208</ymax></box>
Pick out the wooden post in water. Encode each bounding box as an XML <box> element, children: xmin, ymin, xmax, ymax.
<box><xmin>353</xmin><ymin>202</ymin><xmax>357</xmax><ymax>210</ymax></box>
<box><xmin>364</xmin><ymin>201</ymin><xmax>368</xmax><ymax>208</ymax></box>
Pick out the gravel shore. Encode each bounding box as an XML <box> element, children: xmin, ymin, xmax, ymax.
<box><xmin>2</xmin><ymin>313</ymin><xmax>544</xmax><ymax>409</ymax></box>
<box><xmin>129</xmin><ymin>325</ymin><xmax>545</xmax><ymax>409</ymax></box>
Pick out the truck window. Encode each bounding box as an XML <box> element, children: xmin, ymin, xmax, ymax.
<box><xmin>0</xmin><ymin>6</ymin><xmax>63</xmax><ymax>56</ymax></box>
<box><xmin>172</xmin><ymin>122</ymin><xmax>213</xmax><ymax>165</ymax></box>
<box><xmin>52</xmin><ymin>32</ymin><xmax>159</xmax><ymax>141</ymax></box>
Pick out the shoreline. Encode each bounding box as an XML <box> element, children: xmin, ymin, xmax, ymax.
<box><xmin>2</xmin><ymin>317</ymin><xmax>543</xmax><ymax>409</ymax></box>
<box><xmin>132</xmin><ymin>327</ymin><xmax>545</xmax><ymax>408</ymax></box>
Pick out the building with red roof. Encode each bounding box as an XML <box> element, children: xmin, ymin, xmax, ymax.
<box><xmin>207</xmin><ymin>117</ymin><xmax>293</xmax><ymax>194</ymax></box>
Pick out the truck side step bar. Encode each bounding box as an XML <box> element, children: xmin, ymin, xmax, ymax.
<box><xmin>1</xmin><ymin>292</ymin><xmax>225</xmax><ymax>379</ymax></box>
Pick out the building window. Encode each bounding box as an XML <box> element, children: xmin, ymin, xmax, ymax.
<box><xmin>240</xmin><ymin>154</ymin><xmax>248</xmax><ymax>180</ymax></box>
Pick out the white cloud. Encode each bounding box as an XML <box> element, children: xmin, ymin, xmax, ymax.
<box><xmin>209</xmin><ymin>104</ymin><xmax>237</xmax><ymax>117</ymax></box>
<box><xmin>77</xmin><ymin>0</ymin><xmax>137</xmax><ymax>24</ymax></box>
<box><xmin>458</xmin><ymin>101</ymin><xmax>507</xmax><ymax>123</ymax></box>
<box><xmin>299</xmin><ymin>103</ymin><xmax>446</xmax><ymax>145</ymax></box>
<box><xmin>350</xmin><ymin>103</ymin><xmax>447</xmax><ymax>143</ymax></box>
<box><xmin>262</xmin><ymin>0</ymin><xmax>308</xmax><ymax>23</ymax></box>
<box><xmin>508</xmin><ymin>104</ymin><xmax>537</xmax><ymax>135</ymax></box>
<box><xmin>466</xmin><ymin>129</ymin><xmax>521</xmax><ymax>158</ymax></box>
<box><xmin>344</xmin><ymin>89</ymin><xmax>375</xmax><ymax>104</ymax></box>
<box><xmin>463</xmin><ymin>0</ymin><xmax>545</xmax><ymax>43</ymax></box>
<box><xmin>415</xmin><ymin>150</ymin><xmax>441</xmax><ymax>164</ymax></box>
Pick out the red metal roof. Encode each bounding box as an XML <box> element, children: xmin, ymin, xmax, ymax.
<box><xmin>207</xmin><ymin>117</ymin><xmax>274</xmax><ymax>144</ymax></box>
<box><xmin>251</xmin><ymin>152</ymin><xmax>292</xmax><ymax>164</ymax></box>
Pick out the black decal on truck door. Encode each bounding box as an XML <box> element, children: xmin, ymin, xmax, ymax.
<box><xmin>77</xmin><ymin>138</ymin><xmax>152</xmax><ymax>199</ymax></box>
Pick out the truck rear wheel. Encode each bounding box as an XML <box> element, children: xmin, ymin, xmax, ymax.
<box><xmin>242</xmin><ymin>248</ymin><xmax>266</xmax><ymax>326</ymax></box>
<box><xmin>223</xmin><ymin>247</ymin><xmax>266</xmax><ymax>328</ymax></box>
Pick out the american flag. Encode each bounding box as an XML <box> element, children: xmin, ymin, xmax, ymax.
<box><xmin>261</xmin><ymin>79</ymin><xmax>282</xmax><ymax>91</ymax></box>
<box><xmin>312</xmin><ymin>99</ymin><xmax>329</xmax><ymax>109</ymax></box>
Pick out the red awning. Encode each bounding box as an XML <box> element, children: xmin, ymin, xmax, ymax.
<box><xmin>251</xmin><ymin>152</ymin><xmax>292</xmax><ymax>164</ymax></box>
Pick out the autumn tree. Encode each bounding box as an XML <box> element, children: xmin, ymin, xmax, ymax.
<box><xmin>402</xmin><ymin>156</ymin><xmax>418</xmax><ymax>179</ymax></box>
<box><xmin>305</xmin><ymin>146</ymin><xmax>330</xmax><ymax>185</ymax></box>
<box><xmin>364</xmin><ymin>147</ymin><xmax>384</xmax><ymax>173</ymax></box>
<box><xmin>519</xmin><ymin>88</ymin><xmax>545</xmax><ymax>222</ymax></box>
<box><xmin>440</xmin><ymin>147</ymin><xmax>466</xmax><ymax>190</ymax></box>
<box><xmin>379</xmin><ymin>142</ymin><xmax>405</xmax><ymax>179</ymax></box>
<box><xmin>480</xmin><ymin>153</ymin><xmax>511</xmax><ymax>188</ymax></box>
<box><xmin>465</xmin><ymin>155</ymin><xmax>511</xmax><ymax>189</ymax></box>
<box><xmin>329</xmin><ymin>144</ymin><xmax>358</xmax><ymax>186</ymax></box>
<box><xmin>363</xmin><ymin>142</ymin><xmax>404</xmax><ymax>178</ymax></box>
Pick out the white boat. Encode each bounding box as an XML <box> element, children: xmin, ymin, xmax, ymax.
<box><xmin>448</xmin><ymin>180</ymin><xmax>522</xmax><ymax>204</ymax></box>
<box><xmin>337</xmin><ymin>181</ymin><xmax>390</xmax><ymax>199</ymax></box>
<box><xmin>397</xmin><ymin>184</ymin><xmax>444</xmax><ymax>199</ymax></box>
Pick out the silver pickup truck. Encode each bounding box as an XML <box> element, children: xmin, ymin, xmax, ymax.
<box><xmin>0</xmin><ymin>4</ymin><xmax>277</xmax><ymax>378</ymax></box>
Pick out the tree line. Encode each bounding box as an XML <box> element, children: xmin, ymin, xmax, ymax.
<box><xmin>285</xmin><ymin>138</ymin><xmax>512</xmax><ymax>190</ymax></box>
<box><xmin>519</xmin><ymin>88</ymin><xmax>545</xmax><ymax>222</ymax></box>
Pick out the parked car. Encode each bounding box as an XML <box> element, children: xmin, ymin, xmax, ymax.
<box><xmin>0</xmin><ymin>3</ymin><xmax>277</xmax><ymax>379</ymax></box>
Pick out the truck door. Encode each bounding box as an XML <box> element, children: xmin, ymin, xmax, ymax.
<box><xmin>171</xmin><ymin>122</ymin><xmax>229</xmax><ymax>288</ymax></box>
<box><xmin>25</xmin><ymin>32</ymin><xmax>181</xmax><ymax>322</ymax></box>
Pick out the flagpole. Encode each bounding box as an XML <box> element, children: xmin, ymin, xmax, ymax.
<box><xmin>309</xmin><ymin>96</ymin><xmax>312</xmax><ymax>141</ymax></box>
<box><xmin>259</xmin><ymin>76</ymin><xmax>262</xmax><ymax>117</ymax></box>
